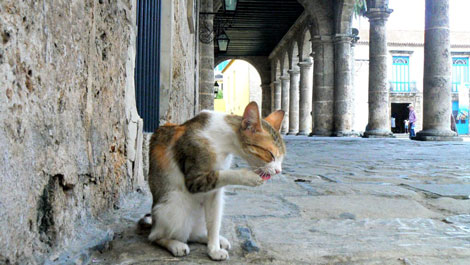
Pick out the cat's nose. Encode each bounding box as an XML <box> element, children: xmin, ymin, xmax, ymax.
<box><xmin>275</xmin><ymin>169</ymin><xmax>281</xmax><ymax>174</ymax></box>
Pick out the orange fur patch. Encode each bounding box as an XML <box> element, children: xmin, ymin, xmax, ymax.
<box><xmin>152</xmin><ymin>144</ymin><xmax>170</xmax><ymax>170</ymax></box>
<box><xmin>171</xmin><ymin>125</ymin><xmax>186</xmax><ymax>144</ymax></box>
<box><xmin>163</xmin><ymin>122</ymin><xmax>178</xmax><ymax>126</ymax></box>
<box><xmin>150</xmin><ymin>124</ymin><xmax>186</xmax><ymax>170</ymax></box>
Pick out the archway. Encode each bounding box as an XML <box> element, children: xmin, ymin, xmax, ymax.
<box><xmin>290</xmin><ymin>40</ymin><xmax>300</xmax><ymax>72</ymax></box>
<box><xmin>275</xmin><ymin>59</ymin><xmax>281</xmax><ymax>81</ymax></box>
<box><xmin>213</xmin><ymin>59</ymin><xmax>263</xmax><ymax>116</ymax></box>
<box><xmin>300</xmin><ymin>28</ymin><xmax>313</xmax><ymax>61</ymax></box>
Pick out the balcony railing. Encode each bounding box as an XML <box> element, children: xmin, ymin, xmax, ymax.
<box><xmin>390</xmin><ymin>81</ymin><xmax>417</xmax><ymax>93</ymax></box>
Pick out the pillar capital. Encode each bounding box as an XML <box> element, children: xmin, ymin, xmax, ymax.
<box><xmin>280</xmin><ymin>75</ymin><xmax>290</xmax><ymax>81</ymax></box>
<box><xmin>261</xmin><ymin>83</ymin><xmax>271</xmax><ymax>89</ymax></box>
<box><xmin>298</xmin><ymin>57</ymin><xmax>313</xmax><ymax>68</ymax></box>
<box><xmin>312</xmin><ymin>35</ymin><xmax>334</xmax><ymax>44</ymax></box>
<box><xmin>272</xmin><ymin>80</ymin><xmax>281</xmax><ymax>85</ymax></box>
<box><xmin>334</xmin><ymin>34</ymin><xmax>354</xmax><ymax>43</ymax></box>
<box><xmin>287</xmin><ymin>69</ymin><xmax>300</xmax><ymax>75</ymax></box>
<box><xmin>365</xmin><ymin>8</ymin><xmax>393</xmax><ymax>22</ymax></box>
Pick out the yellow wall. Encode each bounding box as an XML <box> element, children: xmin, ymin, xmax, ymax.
<box><xmin>214</xmin><ymin>99</ymin><xmax>226</xmax><ymax>112</ymax></box>
<box><xmin>214</xmin><ymin>60</ymin><xmax>260</xmax><ymax>116</ymax></box>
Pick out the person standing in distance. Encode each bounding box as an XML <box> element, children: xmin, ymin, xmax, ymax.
<box><xmin>408</xmin><ymin>104</ymin><xmax>417</xmax><ymax>138</ymax></box>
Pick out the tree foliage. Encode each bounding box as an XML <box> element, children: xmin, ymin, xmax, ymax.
<box><xmin>354</xmin><ymin>0</ymin><xmax>367</xmax><ymax>18</ymax></box>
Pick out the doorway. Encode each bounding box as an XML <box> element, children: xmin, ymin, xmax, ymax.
<box><xmin>453</xmin><ymin>101</ymin><xmax>469</xmax><ymax>135</ymax></box>
<box><xmin>391</xmin><ymin>103</ymin><xmax>410</xmax><ymax>133</ymax></box>
<box><xmin>135</xmin><ymin>0</ymin><xmax>161</xmax><ymax>132</ymax></box>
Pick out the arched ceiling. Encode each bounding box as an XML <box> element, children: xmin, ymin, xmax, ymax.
<box><xmin>214</xmin><ymin>0</ymin><xmax>304</xmax><ymax>57</ymax></box>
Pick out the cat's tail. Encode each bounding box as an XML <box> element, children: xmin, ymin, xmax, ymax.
<box><xmin>137</xmin><ymin>213</ymin><xmax>152</xmax><ymax>230</ymax></box>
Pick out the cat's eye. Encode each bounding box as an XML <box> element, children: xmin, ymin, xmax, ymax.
<box><xmin>247</xmin><ymin>144</ymin><xmax>275</xmax><ymax>162</ymax></box>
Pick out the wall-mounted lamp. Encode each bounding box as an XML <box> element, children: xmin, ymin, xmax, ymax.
<box><xmin>216</xmin><ymin>31</ymin><xmax>230</xmax><ymax>52</ymax></box>
<box><xmin>199</xmin><ymin>0</ymin><xmax>238</xmax><ymax>46</ymax></box>
<box><xmin>223</xmin><ymin>0</ymin><xmax>238</xmax><ymax>12</ymax></box>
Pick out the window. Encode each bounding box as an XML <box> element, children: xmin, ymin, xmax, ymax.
<box><xmin>391</xmin><ymin>56</ymin><xmax>411</xmax><ymax>92</ymax></box>
<box><xmin>452</xmin><ymin>57</ymin><xmax>469</xmax><ymax>93</ymax></box>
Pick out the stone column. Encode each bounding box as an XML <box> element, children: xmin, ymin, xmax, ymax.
<box><xmin>310</xmin><ymin>35</ymin><xmax>334</xmax><ymax>136</ymax></box>
<box><xmin>272</xmin><ymin>80</ymin><xmax>282</xmax><ymax>110</ymax></box>
<box><xmin>280</xmin><ymin>75</ymin><xmax>290</xmax><ymax>134</ymax></box>
<box><xmin>298</xmin><ymin>57</ymin><xmax>313</xmax><ymax>135</ymax></box>
<box><xmin>261</xmin><ymin>83</ymin><xmax>271</xmax><ymax>117</ymax></box>
<box><xmin>363</xmin><ymin>7</ymin><xmax>394</xmax><ymax>138</ymax></box>
<box><xmin>334</xmin><ymin>35</ymin><xmax>355</xmax><ymax>136</ymax></box>
<box><xmin>416</xmin><ymin>0</ymin><xmax>459</xmax><ymax>141</ymax></box>
<box><xmin>287</xmin><ymin>70</ymin><xmax>300</xmax><ymax>135</ymax></box>
<box><xmin>350</xmin><ymin>37</ymin><xmax>358</xmax><ymax>131</ymax></box>
<box><xmin>198</xmin><ymin>0</ymin><xmax>214</xmax><ymax>110</ymax></box>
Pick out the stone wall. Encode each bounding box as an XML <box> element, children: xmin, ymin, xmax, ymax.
<box><xmin>0</xmin><ymin>1</ymin><xmax>141</xmax><ymax>264</ymax></box>
<box><xmin>159</xmin><ymin>0</ymin><xmax>199</xmax><ymax>124</ymax></box>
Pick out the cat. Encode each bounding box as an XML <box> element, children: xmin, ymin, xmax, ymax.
<box><xmin>144</xmin><ymin>101</ymin><xmax>285</xmax><ymax>261</ymax></box>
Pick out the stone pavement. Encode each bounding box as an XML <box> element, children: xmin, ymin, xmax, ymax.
<box><xmin>87</xmin><ymin>136</ymin><xmax>470</xmax><ymax>265</ymax></box>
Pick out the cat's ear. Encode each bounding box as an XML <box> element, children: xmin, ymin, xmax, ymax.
<box><xmin>264</xmin><ymin>110</ymin><xmax>285</xmax><ymax>132</ymax></box>
<box><xmin>241</xmin><ymin>102</ymin><xmax>262</xmax><ymax>133</ymax></box>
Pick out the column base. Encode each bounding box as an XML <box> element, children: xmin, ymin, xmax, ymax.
<box><xmin>363</xmin><ymin>129</ymin><xmax>395</xmax><ymax>138</ymax></box>
<box><xmin>414</xmin><ymin>129</ymin><xmax>462</xmax><ymax>141</ymax></box>
<box><xmin>309</xmin><ymin>130</ymin><xmax>333</xmax><ymax>137</ymax></box>
<box><xmin>296</xmin><ymin>131</ymin><xmax>309</xmax><ymax>136</ymax></box>
<box><xmin>287</xmin><ymin>130</ymin><xmax>299</xmax><ymax>135</ymax></box>
<box><xmin>333</xmin><ymin>131</ymin><xmax>361</xmax><ymax>137</ymax></box>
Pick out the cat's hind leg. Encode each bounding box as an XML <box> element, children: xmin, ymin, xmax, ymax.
<box><xmin>148</xmin><ymin>210</ymin><xmax>191</xmax><ymax>257</ymax></box>
<box><xmin>148</xmin><ymin>191</ymin><xmax>192</xmax><ymax>257</ymax></box>
<box><xmin>155</xmin><ymin>238</ymin><xmax>190</xmax><ymax>257</ymax></box>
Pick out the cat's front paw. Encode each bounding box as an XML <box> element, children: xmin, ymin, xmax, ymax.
<box><xmin>208</xmin><ymin>248</ymin><xmax>229</xmax><ymax>261</ymax></box>
<box><xmin>241</xmin><ymin>170</ymin><xmax>265</xmax><ymax>187</ymax></box>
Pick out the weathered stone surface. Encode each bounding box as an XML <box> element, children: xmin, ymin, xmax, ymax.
<box><xmin>334</xmin><ymin>35</ymin><xmax>354</xmax><ymax>136</ymax></box>
<box><xmin>0</xmin><ymin>1</ymin><xmax>140</xmax><ymax>263</ymax></box>
<box><xmin>287</xmin><ymin>70</ymin><xmax>300</xmax><ymax>135</ymax></box>
<box><xmin>297</xmin><ymin>58</ymin><xmax>313</xmax><ymax>135</ymax></box>
<box><xmin>86</xmin><ymin>137</ymin><xmax>470</xmax><ymax>264</ymax></box>
<box><xmin>280</xmin><ymin>75</ymin><xmax>290</xmax><ymax>134</ymax></box>
<box><xmin>198</xmin><ymin>0</ymin><xmax>214</xmax><ymax>112</ymax></box>
<box><xmin>426</xmin><ymin>197</ymin><xmax>470</xmax><ymax>215</ymax></box>
<box><xmin>404</xmin><ymin>184</ymin><xmax>470</xmax><ymax>199</ymax></box>
<box><xmin>161</xmin><ymin>0</ymin><xmax>199</xmax><ymax>123</ymax></box>
<box><xmin>286</xmin><ymin>195</ymin><xmax>442</xmax><ymax>219</ymax></box>
<box><xmin>272</xmin><ymin>80</ymin><xmax>282</xmax><ymax>110</ymax></box>
<box><xmin>261</xmin><ymin>83</ymin><xmax>271</xmax><ymax>117</ymax></box>
<box><xmin>364</xmin><ymin>7</ymin><xmax>394</xmax><ymax>138</ymax></box>
<box><xmin>311</xmin><ymin>36</ymin><xmax>334</xmax><ymax>136</ymax></box>
<box><xmin>416</xmin><ymin>0</ymin><xmax>459</xmax><ymax>141</ymax></box>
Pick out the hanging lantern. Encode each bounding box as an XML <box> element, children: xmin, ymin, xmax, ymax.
<box><xmin>223</xmin><ymin>0</ymin><xmax>238</xmax><ymax>12</ymax></box>
<box><xmin>217</xmin><ymin>31</ymin><xmax>230</xmax><ymax>52</ymax></box>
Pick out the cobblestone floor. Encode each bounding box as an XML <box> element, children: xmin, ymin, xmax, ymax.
<box><xmin>89</xmin><ymin>136</ymin><xmax>470</xmax><ymax>265</ymax></box>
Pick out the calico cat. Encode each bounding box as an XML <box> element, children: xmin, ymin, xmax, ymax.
<box><xmin>145</xmin><ymin>102</ymin><xmax>285</xmax><ymax>261</ymax></box>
